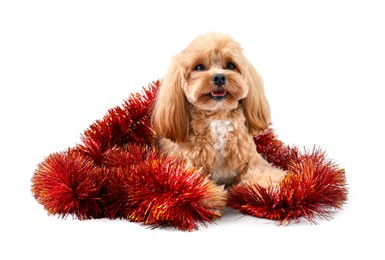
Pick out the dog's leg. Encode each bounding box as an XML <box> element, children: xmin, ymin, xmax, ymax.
<box><xmin>158</xmin><ymin>137</ymin><xmax>227</xmax><ymax>209</ymax></box>
<box><xmin>201</xmin><ymin>184</ymin><xmax>227</xmax><ymax>209</ymax></box>
<box><xmin>240</xmin><ymin>153</ymin><xmax>286</xmax><ymax>188</ymax></box>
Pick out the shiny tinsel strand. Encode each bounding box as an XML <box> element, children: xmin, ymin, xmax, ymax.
<box><xmin>254</xmin><ymin>128</ymin><xmax>300</xmax><ymax>170</ymax></box>
<box><xmin>102</xmin><ymin>149</ymin><xmax>223</xmax><ymax>231</ymax></box>
<box><xmin>79</xmin><ymin>81</ymin><xmax>160</xmax><ymax>164</ymax></box>
<box><xmin>31</xmin><ymin>149</ymin><xmax>105</xmax><ymax>219</ymax></box>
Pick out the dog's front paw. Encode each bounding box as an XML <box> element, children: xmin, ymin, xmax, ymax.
<box><xmin>265</xmin><ymin>167</ymin><xmax>286</xmax><ymax>187</ymax></box>
<box><xmin>202</xmin><ymin>184</ymin><xmax>227</xmax><ymax>210</ymax></box>
<box><xmin>241</xmin><ymin>167</ymin><xmax>286</xmax><ymax>188</ymax></box>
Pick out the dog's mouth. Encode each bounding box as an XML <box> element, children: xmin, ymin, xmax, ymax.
<box><xmin>208</xmin><ymin>89</ymin><xmax>227</xmax><ymax>100</ymax></box>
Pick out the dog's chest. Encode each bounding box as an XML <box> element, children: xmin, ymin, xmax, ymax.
<box><xmin>208</xmin><ymin>120</ymin><xmax>236</xmax><ymax>184</ymax></box>
<box><xmin>209</xmin><ymin>120</ymin><xmax>233</xmax><ymax>152</ymax></box>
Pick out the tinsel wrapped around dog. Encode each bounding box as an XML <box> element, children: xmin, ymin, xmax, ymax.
<box><xmin>32</xmin><ymin>80</ymin><xmax>347</xmax><ymax>231</ymax></box>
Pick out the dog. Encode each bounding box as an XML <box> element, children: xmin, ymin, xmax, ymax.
<box><xmin>152</xmin><ymin>33</ymin><xmax>285</xmax><ymax>199</ymax></box>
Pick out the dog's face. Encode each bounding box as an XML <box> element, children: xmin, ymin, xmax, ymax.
<box><xmin>153</xmin><ymin>33</ymin><xmax>271</xmax><ymax>142</ymax></box>
<box><xmin>180</xmin><ymin>34</ymin><xmax>249</xmax><ymax>111</ymax></box>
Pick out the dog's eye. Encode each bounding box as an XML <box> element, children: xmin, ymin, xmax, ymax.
<box><xmin>194</xmin><ymin>64</ymin><xmax>206</xmax><ymax>72</ymax></box>
<box><xmin>225</xmin><ymin>62</ymin><xmax>236</xmax><ymax>70</ymax></box>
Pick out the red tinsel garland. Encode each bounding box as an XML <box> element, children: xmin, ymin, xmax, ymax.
<box><xmin>31</xmin><ymin>81</ymin><xmax>348</xmax><ymax>230</ymax></box>
<box><xmin>228</xmin><ymin>138</ymin><xmax>347</xmax><ymax>223</ymax></box>
<box><xmin>32</xmin><ymin>149</ymin><xmax>105</xmax><ymax>219</ymax></box>
<box><xmin>78</xmin><ymin>83</ymin><xmax>159</xmax><ymax>164</ymax></box>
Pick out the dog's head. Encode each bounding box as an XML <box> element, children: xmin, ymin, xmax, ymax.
<box><xmin>153</xmin><ymin>32</ymin><xmax>271</xmax><ymax>142</ymax></box>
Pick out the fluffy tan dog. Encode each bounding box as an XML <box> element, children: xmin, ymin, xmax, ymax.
<box><xmin>152</xmin><ymin>33</ymin><xmax>285</xmax><ymax>195</ymax></box>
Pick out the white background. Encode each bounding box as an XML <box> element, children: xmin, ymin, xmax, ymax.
<box><xmin>1</xmin><ymin>0</ymin><xmax>384</xmax><ymax>259</ymax></box>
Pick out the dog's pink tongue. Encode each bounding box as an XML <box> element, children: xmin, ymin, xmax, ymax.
<box><xmin>211</xmin><ymin>89</ymin><xmax>227</xmax><ymax>97</ymax></box>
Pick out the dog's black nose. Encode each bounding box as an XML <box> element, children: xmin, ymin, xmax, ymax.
<box><xmin>212</xmin><ymin>73</ymin><xmax>226</xmax><ymax>86</ymax></box>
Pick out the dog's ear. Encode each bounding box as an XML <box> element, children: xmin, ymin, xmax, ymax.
<box><xmin>241</xmin><ymin>60</ymin><xmax>271</xmax><ymax>135</ymax></box>
<box><xmin>152</xmin><ymin>57</ymin><xmax>190</xmax><ymax>142</ymax></box>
